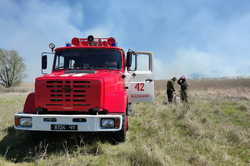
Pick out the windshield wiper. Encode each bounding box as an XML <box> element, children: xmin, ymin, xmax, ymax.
<box><xmin>65</xmin><ymin>70</ymin><xmax>96</xmax><ymax>74</ymax></box>
<box><xmin>92</xmin><ymin>65</ymin><xmax>119</xmax><ymax>69</ymax></box>
<box><xmin>55</xmin><ymin>67</ymin><xmax>64</xmax><ymax>70</ymax></box>
<box><xmin>69</xmin><ymin>66</ymin><xmax>95</xmax><ymax>70</ymax></box>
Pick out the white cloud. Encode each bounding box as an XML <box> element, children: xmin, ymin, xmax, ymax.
<box><xmin>0</xmin><ymin>0</ymin><xmax>82</xmax><ymax>81</ymax></box>
<box><xmin>1</xmin><ymin>0</ymin><xmax>250</xmax><ymax>81</ymax></box>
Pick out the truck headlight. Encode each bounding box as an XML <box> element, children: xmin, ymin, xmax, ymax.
<box><xmin>101</xmin><ymin>118</ymin><xmax>115</xmax><ymax>129</ymax></box>
<box><xmin>15</xmin><ymin>117</ymin><xmax>32</xmax><ymax>127</ymax></box>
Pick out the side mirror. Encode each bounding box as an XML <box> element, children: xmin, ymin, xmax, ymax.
<box><xmin>126</xmin><ymin>51</ymin><xmax>133</xmax><ymax>68</ymax></box>
<box><xmin>42</xmin><ymin>55</ymin><xmax>47</xmax><ymax>70</ymax></box>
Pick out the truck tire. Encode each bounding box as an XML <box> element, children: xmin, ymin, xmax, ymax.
<box><xmin>113</xmin><ymin>115</ymin><xmax>127</xmax><ymax>142</ymax></box>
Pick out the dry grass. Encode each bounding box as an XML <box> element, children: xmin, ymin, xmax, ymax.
<box><xmin>156</xmin><ymin>78</ymin><xmax>250</xmax><ymax>90</ymax></box>
<box><xmin>0</xmin><ymin>79</ymin><xmax>250</xmax><ymax>165</ymax></box>
<box><xmin>0</xmin><ymin>82</ymin><xmax>33</xmax><ymax>94</ymax></box>
<box><xmin>156</xmin><ymin>78</ymin><xmax>250</xmax><ymax>100</ymax></box>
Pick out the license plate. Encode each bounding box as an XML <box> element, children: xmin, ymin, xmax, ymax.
<box><xmin>51</xmin><ymin>124</ymin><xmax>78</xmax><ymax>131</ymax></box>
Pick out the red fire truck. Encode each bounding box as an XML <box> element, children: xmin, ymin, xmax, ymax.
<box><xmin>14</xmin><ymin>35</ymin><xmax>154</xmax><ymax>141</ymax></box>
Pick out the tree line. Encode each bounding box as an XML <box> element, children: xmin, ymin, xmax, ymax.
<box><xmin>0</xmin><ymin>49</ymin><xmax>26</xmax><ymax>88</ymax></box>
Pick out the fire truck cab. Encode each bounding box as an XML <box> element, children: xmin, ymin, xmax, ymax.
<box><xmin>14</xmin><ymin>35</ymin><xmax>154</xmax><ymax>141</ymax></box>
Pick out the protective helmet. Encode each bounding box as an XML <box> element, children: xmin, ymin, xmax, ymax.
<box><xmin>180</xmin><ymin>75</ymin><xmax>186</xmax><ymax>80</ymax></box>
<box><xmin>172</xmin><ymin>77</ymin><xmax>177</xmax><ymax>81</ymax></box>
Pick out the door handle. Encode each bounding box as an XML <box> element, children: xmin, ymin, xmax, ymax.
<box><xmin>145</xmin><ymin>79</ymin><xmax>153</xmax><ymax>82</ymax></box>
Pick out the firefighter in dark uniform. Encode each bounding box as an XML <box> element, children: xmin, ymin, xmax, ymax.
<box><xmin>166</xmin><ymin>77</ymin><xmax>176</xmax><ymax>103</ymax></box>
<box><xmin>177</xmin><ymin>76</ymin><xmax>189</xmax><ymax>102</ymax></box>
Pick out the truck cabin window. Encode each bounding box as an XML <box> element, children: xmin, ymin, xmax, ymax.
<box><xmin>54</xmin><ymin>48</ymin><xmax>122</xmax><ymax>70</ymax></box>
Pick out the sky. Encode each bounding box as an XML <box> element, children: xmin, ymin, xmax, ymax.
<box><xmin>1</xmin><ymin>0</ymin><xmax>250</xmax><ymax>81</ymax></box>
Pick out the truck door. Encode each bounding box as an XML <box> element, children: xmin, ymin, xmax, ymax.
<box><xmin>127</xmin><ymin>51</ymin><xmax>154</xmax><ymax>103</ymax></box>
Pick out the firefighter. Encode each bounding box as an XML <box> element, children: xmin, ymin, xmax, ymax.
<box><xmin>177</xmin><ymin>76</ymin><xmax>189</xmax><ymax>102</ymax></box>
<box><xmin>166</xmin><ymin>77</ymin><xmax>176</xmax><ymax>103</ymax></box>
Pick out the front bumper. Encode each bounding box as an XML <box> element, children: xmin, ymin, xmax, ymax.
<box><xmin>14</xmin><ymin>113</ymin><xmax>122</xmax><ymax>132</ymax></box>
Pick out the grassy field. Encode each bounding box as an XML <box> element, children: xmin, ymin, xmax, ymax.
<box><xmin>0</xmin><ymin>79</ymin><xmax>250</xmax><ymax>166</ymax></box>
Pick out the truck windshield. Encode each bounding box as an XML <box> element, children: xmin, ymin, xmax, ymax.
<box><xmin>54</xmin><ymin>48</ymin><xmax>122</xmax><ymax>70</ymax></box>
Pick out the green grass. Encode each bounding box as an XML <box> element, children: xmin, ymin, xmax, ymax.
<box><xmin>220</xmin><ymin>102</ymin><xmax>250</xmax><ymax>128</ymax></box>
<box><xmin>0</xmin><ymin>91</ymin><xmax>250</xmax><ymax>166</ymax></box>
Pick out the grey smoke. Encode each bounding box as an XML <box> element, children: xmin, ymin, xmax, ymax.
<box><xmin>1</xmin><ymin>0</ymin><xmax>250</xmax><ymax>81</ymax></box>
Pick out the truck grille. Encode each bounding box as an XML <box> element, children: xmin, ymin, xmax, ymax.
<box><xmin>44</xmin><ymin>80</ymin><xmax>97</xmax><ymax>109</ymax></box>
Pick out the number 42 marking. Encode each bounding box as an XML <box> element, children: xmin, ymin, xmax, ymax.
<box><xmin>134</xmin><ymin>83</ymin><xmax>144</xmax><ymax>91</ymax></box>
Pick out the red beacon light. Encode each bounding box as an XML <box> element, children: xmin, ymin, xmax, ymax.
<box><xmin>102</xmin><ymin>41</ymin><xmax>108</xmax><ymax>47</ymax></box>
<box><xmin>71</xmin><ymin>36</ymin><xmax>117</xmax><ymax>47</ymax></box>
<box><xmin>71</xmin><ymin>37</ymin><xmax>80</xmax><ymax>46</ymax></box>
<box><xmin>107</xmin><ymin>37</ymin><xmax>116</xmax><ymax>46</ymax></box>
